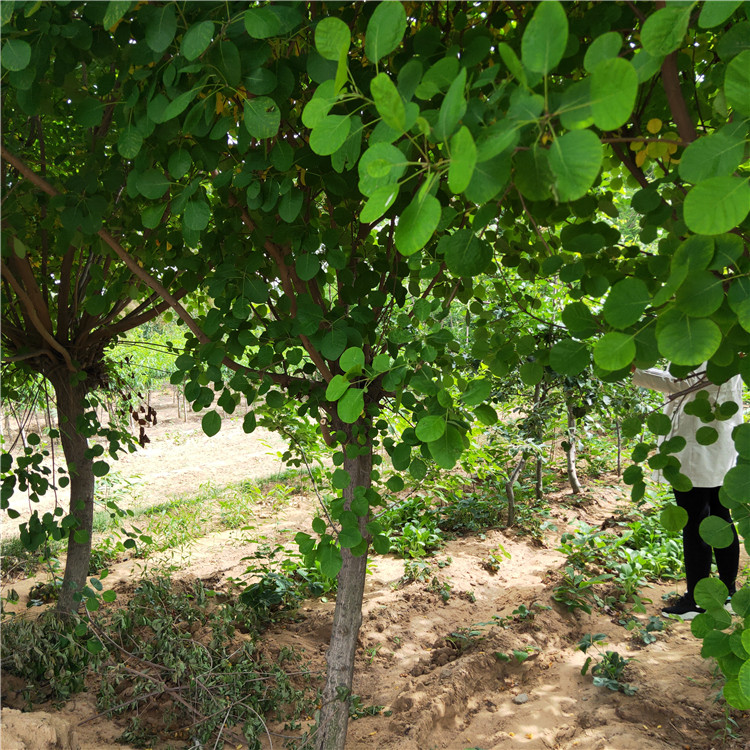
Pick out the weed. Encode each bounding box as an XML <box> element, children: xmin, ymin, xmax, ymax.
<box><xmin>552</xmin><ymin>565</ymin><xmax>612</xmax><ymax>614</ymax></box>
<box><xmin>446</xmin><ymin>625</ymin><xmax>486</xmax><ymax>652</ymax></box>
<box><xmin>400</xmin><ymin>559</ymin><xmax>432</xmax><ymax>584</ymax></box>
<box><xmin>364</xmin><ymin>644</ymin><xmax>382</xmax><ymax>664</ymax></box>
<box><xmin>622</xmin><ymin>615</ymin><xmax>666</xmax><ymax>645</ymax></box>
<box><xmin>493</xmin><ymin>602</ymin><xmax>551</xmax><ymax>628</ymax></box>
<box><xmin>428</xmin><ymin>576</ymin><xmax>452</xmax><ymax>602</ymax></box>
<box><xmin>494</xmin><ymin>645</ymin><xmax>540</xmax><ymax>664</ymax></box>
<box><xmin>577</xmin><ymin>633</ymin><xmax>637</xmax><ymax>695</ymax></box>
<box><xmin>481</xmin><ymin>544</ymin><xmax>511</xmax><ymax>574</ymax></box>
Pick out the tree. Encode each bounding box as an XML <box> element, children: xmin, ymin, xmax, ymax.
<box><xmin>3</xmin><ymin>0</ymin><xmax>750</xmax><ymax>742</ymax></box>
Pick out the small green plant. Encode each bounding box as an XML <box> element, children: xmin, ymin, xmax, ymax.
<box><xmin>446</xmin><ymin>625</ymin><xmax>486</xmax><ymax>652</ymax></box>
<box><xmin>400</xmin><ymin>559</ymin><xmax>432</xmax><ymax>584</ymax></box>
<box><xmin>622</xmin><ymin>615</ymin><xmax>666</xmax><ymax>645</ymax></box>
<box><xmin>428</xmin><ymin>575</ymin><xmax>452</xmax><ymax>603</ymax></box>
<box><xmin>552</xmin><ymin>565</ymin><xmax>612</xmax><ymax>614</ymax></box>
<box><xmin>494</xmin><ymin>645</ymin><xmax>540</xmax><ymax>664</ymax></box>
<box><xmin>577</xmin><ymin>633</ymin><xmax>637</xmax><ymax>695</ymax></box>
<box><xmin>480</xmin><ymin>544</ymin><xmax>511</xmax><ymax>574</ymax></box>
<box><xmin>364</xmin><ymin>644</ymin><xmax>382</xmax><ymax>664</ymax></box>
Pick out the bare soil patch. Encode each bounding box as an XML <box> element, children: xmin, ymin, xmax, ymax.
<box><xmin>2</xmin><ymin>389</ymin><xmax>749</xmax><ymax>750</ymax></box>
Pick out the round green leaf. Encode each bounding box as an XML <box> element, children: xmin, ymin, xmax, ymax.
<box><xmin>590</xmin><ymin>58</ymin><xmax>638</xmax><ymax>131</ymax></box>
<box><xmin>168</xmin><ymin>149</ymin><xmax>192</xmax><ymax>179</ymax></box>
<box><xmin>548</xmin><ymin>129</ymin><xmax>603</xmax><ymax>202</ymax></box>
<box><xmin>296</xmin><ymin>254</ymin><xmax>321</xmax><ymax>281</ymax></box>
<box><xmin>647</xmin><ymin>412</ymin><xmax>672</xmax><ymax>436</ymax></box>
<box><xmin>699</xmin><ymin>0</ymin><xmax>743</xmax><ymax>28</ymax></box>
<box><xmin>92</xmin><ymin>461</ymin><xmax>110</xmax><ymax>478</ymax></box>
<box><xmin>660</xmin><ymin>504</ymin><xmax>688</xmax><ymax>533</ymax></box>
<box><xmin>244</xmin><ymin>6</ymin><xmax>302</xmax><ymax>39</ymax></box>
<box><xmin>584</xmin><ymin>32</ymin><xmax>622</xmax><ymax>72</ymax></box>
<box><xmin>593</xmin><ymin>332</ymin><xmax>636</xmax><ymax>370</ymax></box>
<box><xmin>318</xmin><ymin>543</ymin><xmax>342</xmax><ymax>578</ymax></box>
<box><xmin>694</xmin><ymin>577</ymin><xmax>730</xmax><ymax>610</ymax></box>
<box><xmin>725</xmin><ymin>51</ymin><xmax>750</xmax><ymax>117</ymax></box>
<box><xmin>136</xmin><ymin>169</ymin><xmax>170</xmax><ymax>200</ymax></box>
<box><xmin>724</xmin><ymin>676</ymin><xmax>750</xmax><ymax>711</ymax></box>
<box><xmin>1</xmin><ymin>39</ymin><xmax>31</xmax><ymax>72</ymax></box>
<box><xmin>118</xmin><ymin>127</ymin><xmax>143</xmax><ymax>160</ymax></box>
<box><xmin>640</xmin><ymin>5</ymin><xmax>692</xmax><ymax>56</ymax></box>
<box><xmin>439</xmin><ymin>229</ymin><xmax>492</xmax><ymax>277</ymax></box>
<box><xmin>394</xmin><ymin>192</ymin><xmax>441</xmax><ymax>257</ymax></box>
<box><xmin>657</xmin><ymin>317</ymin><xmax>721</xmax><ymax>365</ymax></box>
<box><xmin>474</xmin><ymin>403</ymin><xmax>498</xmax><ymax>426</ymax></box>
<box><xmin>519</xmin><ymin>361</ymin><xmax>544</xmax><ymax>385</ymax></box>
<box><xmin>181</xmin><ymin>21</ymin><xmax>214</xmax><ymax>61</ymax></box>
<box><xmin>675</xmin><ymin>271</ymin><xmax>724</xmax><ymax>317</ymax></box>
<box><xmin>549</xmin><ymin>339</ymin><xmax>590</xmax><ymax>376</ymax></box>
<box><xmin>315</xmin><ymin>16</ymin><xmax>350</xmax><ymax>61</ymax></box>
<box><xmin>372</xmin><ymin>533</ymin><xmax>391</xmax><ymax>554</ymax></box>
<box><xmin>358</xmin><ymin>142</ymin><xmax>407</xmax><ymax>196</ymax></box>
<box><xmin>339</xmin><ymin>347</ymin><xmax>364</xmax><ymax>372</ymax></box>
<box><xmin>679</xmin><ymin>129</ymin><xmax>745</xmax><ymax>184</ymax></box>
<box><xmin>416</xmin><ymin>415</ymin><xmax>446</xmax><ymax>443</ymax></box>
<box><xmin>340</xmin><ymin>526</ymin><xmax>363</xmax><ymax>549</ymax></box>
<box><xmin>521</xmin><ymin>0</ymin><xmax>568</xmax><ymax>74</ymax></box>
<box><xmin>310</xmin><ymin>115</ymin><xmax>351</xmax><ymax>156</ymax></box>
<box><xmin>427</xmin><ymin>424</ymin><xmax>464</xmax><ymax>469</ymax></box>
<box><xmin>365</xmin><ymin>1</ymin><xmax>407</xmax><ymax>63</ymax></box>
<box><xmin>332</xmin><ymin>468</ymin><xmax>352</xmax><ymax>490</ymax></box>
<box><xmin>684</xmin><ymin>177</ymin><xmax>750</xmax><ymax>236</ymax></box>
<box><xmin>562</xmin><ymin>301</ymin><xmax>597</xmax><ymax>338</ymax></box>
<box><xmin>699</xmin><ymin>516</ymin><xmax>736</xmax><ymax>549</ymax></box>
<box><xmin>733</xmin><ymin>424</ymin><xmax>750</xmax><ymax>460</ymax></box>
<box><xmin>386</xmin><ymin>475</ymin><xmax>404</xmax><ymax>492</ymax></box>
<box><xmin>146</xmin><ymin>4</ymin><xmax>177</xmax><ymax>53</ymax></box>
<box><xmin>243</xmin><ymin>97</ymin><xmax>281</xmax><ymax>140</ymax></box>
<box><xmin>325</xmin><ymin>374</ymin><xmax>350</xmax><ymax>402</ymax></box>
<box><xmin>602</xmin><ymin>278</ymin><xmax>650</xmax><ymax>329</ymax></box>
<box><xmin>337</xmin><ymin>388</ymin><xmax>364</xmax><ymax>424</ymax></box>
<box><xmin>184</xmin><ymin>200</ymin><xmax>210</xmax><ymax>231</ymax></box>
<box><xmin>462</xmin><ymin>378</ymin><xmax>491</xmax><ymax>407</ymax></box>
<box><xmin>695</xmin><ymin>426</ymin><xmax>718</xmax><ymax>445</ymax></box>
<box><xmin>202</xmin><ymin>410</ymin><xmax>222</xmax><ymax>437</ymax></box>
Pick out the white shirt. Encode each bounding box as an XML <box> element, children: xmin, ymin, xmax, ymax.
<box><xmin>632</xmin><ymin>367</ymin><xmax>743</xmax><ymax>487</ymax></box>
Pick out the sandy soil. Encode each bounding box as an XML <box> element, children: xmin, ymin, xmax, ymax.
<box><xmin>2</xmin><ymin>389</ymin><xmax>749</xmax><ymax>750</ymax></box>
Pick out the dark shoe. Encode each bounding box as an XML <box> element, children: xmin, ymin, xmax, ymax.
<box><xmin>661</xmin><ymin>593</ymin><xmax>705</xmax><ymax>620</ymax></box>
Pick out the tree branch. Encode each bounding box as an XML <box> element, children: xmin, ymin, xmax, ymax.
<box><xmin>660</xmin><ymin>52</ymin><xmax>698</xmax><ymax>144</ymax></box>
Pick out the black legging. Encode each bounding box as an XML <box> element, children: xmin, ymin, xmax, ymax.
<box><xmin>673</xmin><ymin>487</ymin><xmax>739</xmax><ymax>596</ymax></box>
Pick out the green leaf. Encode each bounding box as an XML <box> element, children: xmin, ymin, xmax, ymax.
<box><xmin>243</xmin><ymin>97</ymin><xmax>281</xmax><ymax>140</ymax></box>
<box><xmin>168</xmin><ymin>150</ymin><xmax>191</xmax><ymax>179</ymax></box>
<box><xmin>549</xmin><ymin>339</ymin><xmax>590</xmax><ymax>376</ymax></box>
<box><xmin>700</xmin><ymin>0</ymin><xmax>743</xmax><ymax>27</ymax></box>
<box><xmin>92</xmin><ymin>461</ymin><xmax>110</xmax><ymax>478</ymax></box>
<box><xmin>696</xmin><ymin>426</ymin><xmax>719</xmax><ymax>445</ymax></box>
<box><xmin>684</xmin><ymin>177</ymin><xmax>750</xmax><ymax>235</ymax></box>
<box><xmin>103</xmin><ymin>1</ymin><xmax>131</xmax><ymax>30</ymax></box>
<box><xmin>435</xmin><ymin>68</ymin><xmax>467</xmax><ymax>142</ymax></box>
<box><xmin>1</xmin><ymin>39</ymin><xmax>31</xmax><ymax>72</ymax></box>
<box><xmin>584</xmin><ymin>32</ymin><xmax>622</xmax><ymax>72</ymax></box>
<box><xmin>657</xmin><ymin>316</ymin><xmax>721</xmax><ymax>365</ymax></box>
<box><xmin>332</xmin><ymin>468</ymin><xmax>351</xmax><ymax>490</ymax></box>
<box><xmin>548</xmin><ymin>129</ymin><xmax>603</xmax><ymax>202</ymax></box>
<box><xmin>602</xmin><ymin>278</ymin><xmax>650</xmax><ymax>329</ymax></box>
<box><xmin>700</xmin><ymin>516</ymin><xmax>736</xmax><ymax>549</ymax></box>
<box><xmin>315</xmin><ymin>16</ymin><xmax>350</xmax><ymax>61</ymax></box>
<box><xmin>725</xmin><ymin>676</ymin><xmax>750</xmax><ymax>710</ymax></box>
<box><xmin>448</xmin><ymin>126</ymin><xmax>477</xmax><ymax>194</ymax></box>
<box><xmin>416</xmin><ymin>415</ymin><xmax>446</xmax><ymax>443</ymax></box>
<box><xmin>318</xmin><ymin>543</ymin><xmax>342</xmax><ymax>578</ymax></box>
<box><xmin>394</xmin><ymin>191</ymin><xmax>441</xmax><ymax>257</ymax></box>
<box><xmin>562</xmin><ymin>301</ymin><xmax>597</xmax><ymax>338</ymax></box>
<box><xmin>675</xmin><ymin>271</ymin><xmax>725</xmax><ymax>317</ymax></box>
<box><xmin>428</xmin><ymin>424</ymin><xmax>464</xmax><ymax>469</ymax></box>
<box><xmin>361</xmin><ymin>184</ymin><xmax>399</xmax><ymax>224</ymax></box>
<box><xmin>202</xmin><ymin>410</ymin><xmax>221</xmax><ymax>437</ymax></box>
<box><xmin>679</xmin><ymin>128</ymin><xmax>745</xmax><ymax>184</ymax></box>
<box><xmin>520</xmin><ymin>361</ymin><xmax>544</xmax><ymax>386</ymax></box>
<box><xmin>590</xmin><ymin>57</ymin><xmax>638</xmax><ymax>131</ymax></box>
<box><xmin>296</xmin><ymin>254</ymin><xmax>320</xmax><ymax>281</ymax></box>
<box><xmin>372</xmin><ymin>534</ymin><xmax>391</xmax><ymax>554</ymax></box>
<box><xmin>310</xmin><ymin>115</ymin><xmax>351</xmax><ymax>156</ymax></box>
<box><xmin>371</xmin><ymin>73</ymin><xmax>405</xmax><ymax>131</ymax></box>
<box><xmin>117</xmin><ymin>127</ymin><xmax>143</xmax><ymax>160</ymax></box>
<box><xmin>136</xmin><ymin>169</ymin><xmax>170</xmax><ymax>200</ymax></box>
<box><xmin>372</xmin><ymin>354</ymin><xmax>391</xmax><ymax>373</ymax></box>
<box><xmin>474</xmin><ymin>404</ymin><xmax>498</xmax><ymax>426</ymax></box>
<box><xmin>464</xmin><ymin>151</ymin><xmax>511</xmax><ymax>204</ymax></box>
<box><xmin>439</xmin><ymin>229</ymin><xmax>492</xmax><ymax>277</ymax></box>
<box><xmin>593</xmin><ymin>332</ymin><xmax>635</xmax><ymax>370</ymax></box>
<box><xmin>694</xmin><ymin>577</ymin><xmax>729</xmax><ymax>611</ymax></box>
<box><xmin>358</xmin><ymin>142</ymin><xmax>407</xmax><ymax>196</ymax></box>
<box><xmin>725</xmin><ymin>50</ymin><xmax>750</xmax><ymax>118</ymax></box>
<box><xmin>339</xmin><ymin>526</ymin><xmax>362</xmax><ymax>549</ymax></box>
<box><xmin>365</xmin><ymin>1</ymin><xmax>406</xmax><ymax>63</ymax></box>
<box><xmin>244</xmin><ymin>6</ymin><xmax>302</xmax><ymax>39</ymax></box>
<box><xmin>159</xmin><ymin>88</ymin><xmax>200</xmax><ymax>122</ymax></box>
<box><xmin>733</xmin><ymin>424</ymin><xmax>750</xmax><ymax>460</ymax></box>
<box><xmin>339</xmin><ymin>347</ymin><xmax>364</xmax><ymax>372</ymax></box>
<box><xmin>337</xmin><ymin>388</ymin><xmax>364</xmax><ymax>424</ymax></box>
<box><xmin>647</xmin><ymin>413</ymin><xmax>672</xmax><ymax>436</ymax></box>
<box><xmin>325</xmin><ymin>374</ymin><xmax>350</xmax><ymax>402</ymax></box>
<box><xmin>184</xmin><ymin>200</ymin><xmax>210</xmax><ymax>231</ymax></box>
<box><xmin>462</xmin><ymin>378</ymin><xmax>491</xmax><ymax>406</ymax></box>
<box><xmin>146</xmin><ymin>4</ymin><xmax>176</xmax><ymax>53</ymax></box>
<box><xmin>640</xmin><ymin>4</ymin><xmax>692</xmax><ymax>56</ymax></box>
<box><xmin>660</xmin><ymin>504</ymin><xmax>688</xmax><ymax>533</ymax></box>
<box><xmin>181</xmin><ymin>21</ymin><xmax>214</xmax><ymax>60</ymax></box>
<box><xmin>521</xmin><ymin>0</ymin><xmax>568</xmax><ymax>74</ymax></box>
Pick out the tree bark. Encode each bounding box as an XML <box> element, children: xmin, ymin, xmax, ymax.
<box><xmin>47</xmin><ymin>367</ymin><xmax>95</xmax><ymax>615</ymax></box>
<box><xmin>565</xmin><ymin>406</ymin><xmax>582</xmax><ymax>495</ymax></box>
<box><xmin>316</xmin><ymin>443</ymin><xmax>372</xmax><ymax>750</ymax></box>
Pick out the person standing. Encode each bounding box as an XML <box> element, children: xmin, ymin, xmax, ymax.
<box><xmin>633</xmin><ymin>365</ymin><xmax>741</xmax><ymax>619</ymax></box>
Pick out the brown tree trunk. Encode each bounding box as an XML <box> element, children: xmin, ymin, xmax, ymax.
<box><xmin>47</xmin><ymin>367</ymin><xmax>95</xmax><ymax>616</ymax></box>
<box><xmin>316</xmin><ymin>441</ymin><xmax>372</xmax><ymax>750</ymax></box>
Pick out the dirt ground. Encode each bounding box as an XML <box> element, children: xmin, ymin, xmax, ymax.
<box><xmin>2</xmin><ymin>389</ymin><xmax>749</xmax><ymax>750</ymax></box>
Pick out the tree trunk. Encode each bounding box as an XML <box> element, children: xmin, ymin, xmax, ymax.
<box><xmin>615</xmin><ymin>419</ymin><xmax>622</xmax><ymax>477</ymax></box>
<box><xmin>565</xmin><ymin>406</ymin><xmax>582</xmax><ymax>494</ymax></box>
<box><xmin>47</xmin><ymin>368</ymin><xmax>95</xmax><ymax>616</ymax></box>
<box><xmin>316</xmin><ymin>443</ymin><xmax>373</xmax><ymax>750</ymax></box>
<box><xmin>535</xmin><ymin>456</ymin><xmax>543</xmax><ymax>501</ymax></box>
<box><xmin>505</xmin><ymin>455</ymin><xmax>527</xmax><ymax>527</ymax></box>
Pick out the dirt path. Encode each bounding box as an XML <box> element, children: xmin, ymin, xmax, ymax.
<box><xmin>2</xmin><ymin>390</ymin><xmax>749</xmax><ymax>750</ymax></box>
